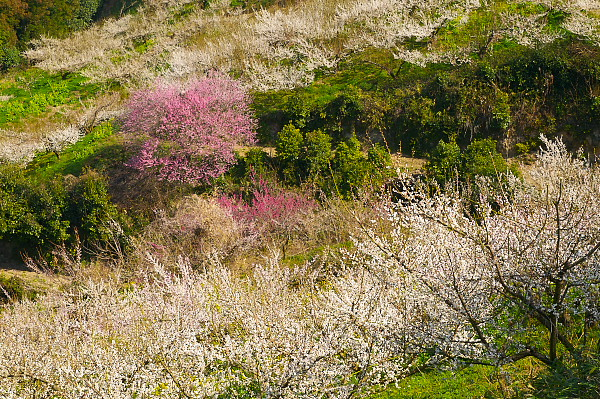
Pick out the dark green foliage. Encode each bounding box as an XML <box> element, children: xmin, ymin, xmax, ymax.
<box><xmin>0</xmin><ymin>0</ymin><xmax>28</xmax><ymax>52</ymax></box>
<box><xmin>242</xmin><ymin>148</ymin><xmax>271</xmax><ymax>178</ymax></box>
<box><xmin>0</xmin><ymin>164</ymin><xmax>125</xmax><ymax>255</ymax></box>
<box><xmin>330</xmin><ymin>136</ymin><xmax>368</xmax><ymax>198</ymax></box>
<box><xmin>65</xmin><ymin>170</ymin><xmax>122</xmax><ymax>243</ymax></box>
<box><xmin>326</xmin><ymin>138</ymin><xmax>392</xmax><ymax>198</ymax></box>
<box><xmin>18</xmin><ymin>0</ymin><xmax>103</xmax><ymax>43</ymax></box>
<box><xmin>426</xmin><ymin>140</ymin><xmax>461</xmax><ymax>184</ymax></box>
<box><xmin>228</xmin><ymin>123</ymin><xmax>393</xmax><ymax>199</ymax></box>
<box><xmin>305</xmin><ymin>129</ymin><xmax>332</xmax><ymax>179</ymax></box>
<box><xmin>0</xmin><ymin>45</ymin><xmax>21</xmax><ymax>71</ymax></box>
<box><xmin>274</xmin><ymin>124</ymin><xmax>392</xmax><ymax>197</ymax></box>
<box><xmin>95</xmin><ymin>0</ymin><xmax>140</xmax><ymax>20</ymax></box>
<box><xmin>275</xmin><ymin>123</ymin><xmax>304</xmax><ymax>184</ymax></box>
<box><xmin>0</xmin><ymin>165</ymin><xmax>70</xmax><ymax>248</ymax></box>
<box><xmin>462</xmin><ymin>138</ymin><xmax>514</xmax><ymax>180</ymax></box>
<box><xmin>0</xmin><ymin>0</ymin><xmax>107</xmax><ymax>70</ymax></box>
<box><xmin>253</xmin><ymin>84</ymin><xmax>368</xmax><ymax>145</ymax></box>
<box><xmin>425</xmin><ymin>138</ymin><xmax>518</xmax><ymax>186</ymax></box>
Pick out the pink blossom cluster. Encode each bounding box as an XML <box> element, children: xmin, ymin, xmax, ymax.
<box><xmin>218</xmin><ymin>175</ymin><xmax>315</xmax><ymax>232</ymax></box>
<box><xmin>121</xmin><ymin>73</ymin><xmax>256</xmax><ymax>184</ymax></box>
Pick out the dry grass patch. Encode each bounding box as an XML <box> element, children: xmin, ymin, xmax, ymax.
<box><xmin>391</xmin><ymin>154</ymin><xmax>427</xmax><ymax>172</ymax></box>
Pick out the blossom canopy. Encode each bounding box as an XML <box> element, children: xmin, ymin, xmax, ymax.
<box><xmin>121</xmin><ymin>73</ymin><xmax>256</xmax><ymax>184</ymax></box>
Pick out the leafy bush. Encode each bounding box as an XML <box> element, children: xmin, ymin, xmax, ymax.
<box><xmin>18</xmin><ymin>0</ymin><xmax>103</xmax><ymax>42</ymax></box>
<box><xmin>304</xmin><ymin>129</ymin><xmax>332</xmax><ymax>182</ymax></box>
<box><xmin>121</xmin><ymin>73</ymin><xmax>256</xmax><ymax>185</ymax></box>
<box><xmin>330</xmin><ymin>136</ymin><xmax>368</xmax><ymax>197</ymax></box>
<box><xmin>426</xmin><ymin>140</ymin><xmax>461</xmax><ymax>184</ymax></box>
<box><xmin>462</xmin><ymin>138</ymin><xmax>515</xmax><ymax>180</ymax></box>
<box><xmin>425</xmin><ymin>138</ymin><xmax>518</xmax><ymax>186</ymax></box>
<box><xmin>275</xmin><ymin>123</ymin><xmax>303</xmax><ymax>184</ymax></box>
<box><xmin>0</xmin><ymin>45</ymin><xmax>21</xmax><ymax>71</ymax></box>
<box><xmin>0</xmin><ymin>166</ymin><xmax>70</xmax><ymax>248</ymax></box>
<box><xmin>242</xmin><ymin>148</ymin><xmax>271</xmax><ymax>178</ymax></box>
<box><xmin>0</xmin><ymin>165</ymin><xmax>125</xmax><ymax>255</ymax></box>
<box><xmin>64</xmin><ymin>170</ymin><xmax>124</xmax><ymax>244</ymax></box>
<box><xmin>274</xmin><ymin>124</ymin><xmax>392</xmax><ymax>197</ymax></box>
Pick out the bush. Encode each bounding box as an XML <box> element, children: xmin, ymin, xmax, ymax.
<box><xmin>0</xmin><ymin>45</ymin><xmax>21</xmax><ymax>71</ymax></box>
<box><xmin>331</xmin><ymin>137</ymin><xmax>393</xmax><ymax>198</ymax></box>
<box><xmin>64</xmin><ymin>170</ymin><xmax>124</xmax><ymax>244</ymax></box>
<box><xmin>275</xmin><ymin>123</ymin><xmax>303</xmax><ymax>184</ymax></box>
<box><xmin>274</xmin><ymin>125</ymin><xmax>392</xmax><ymax>197</ymax></box>
<box><xmin>425</xmin><ymin>140</ymin><xmax>461</xmax><ymax>184</ymax></box>
<box><xmin>0</xmin><ymin>165</ymin><xmax>125</xmax><ymax>256</ymax></box>
<box><xmin>242</xmin><ymin>148</ymin><xmax>271</xmax><ymax>178</ymax></box>
<box><xmin>425</xmin><ymin>138</ymin><xmax>518</xmax><ymax>186</ymax></box>
<box><xmin>462</xmin><ymin>138</ymin><xmax>515</xmax><ymax>181</ymax></box>
<box><xmin>331</xmin><ymin>136</ymin><xmax>368</xmax><ymax>198</ymax></box>
<box><xmin>0</xmin><ymin>166</ymin><xmax>69</xmax><ymax>248</ymax></box>
<box><xmin>304</xmin><ymin>130</ymin><xmax>332</xmax><ymax>181</ymax></box>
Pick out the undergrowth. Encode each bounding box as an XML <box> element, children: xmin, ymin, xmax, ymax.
<box><xmin>0</xmin><ymin>69</ymin><xmax>104</xmax><ymax>128</ymax></box>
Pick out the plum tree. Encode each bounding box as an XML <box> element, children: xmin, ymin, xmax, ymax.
<box><xmin>121</xmin><ymin>73</ymin><xmax>256</xmax><ymax>184</ymax></box>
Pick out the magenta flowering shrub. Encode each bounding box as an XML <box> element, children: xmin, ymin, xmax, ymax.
<box><xmin>121</xmin><ymin>74</ymin><xmax>256</xmax><ymax>184</ymax></box>
<box><xmin>218</xmin><ymin>175</ymin><xmax>315</xmax><ymax>237</ymax></box>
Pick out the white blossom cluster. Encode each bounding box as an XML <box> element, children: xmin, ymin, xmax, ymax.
<box><xmin>0</xmin><ymin>252</ymin><xmax>412</xmax><ymax>398</ymax></box>
<box><xmin>0</xmin><ymin>99</ymin><xmax>122</xmax><ymax>163</ymax></box>
<box><xmin>0</xmin><ymin>125</ymin><xmax>82</xmax><ymax>163</ymax></box>
<box><xmin>0</xmin><ymin>131</ymin><xmax>43</xmax><ymax>163</ymax></box>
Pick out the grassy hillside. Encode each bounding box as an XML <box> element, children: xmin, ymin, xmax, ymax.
<box><xmin>4</xmin><ymin>0</ymin><xmax>599</xmax><ymax>160</ymax></box>
<box><xmin>0</xmin><ymin>1</ymin><xmax>599</xmax><ymax>398</ymax></box>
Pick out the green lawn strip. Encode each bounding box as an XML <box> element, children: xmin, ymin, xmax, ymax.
<box><xmin>375</xmin><ymin>366</ymin><xmax>499</xmax><ymax>399</ymax></box>
<box><xmin>26</xmin><ymin>121</ymin><xmax>125</xmax><ymax>180</ymax></box>
<box><xmin>0</xmin><ymin>69</ymin><xmax>104</xmax><ymax>127</ymax></box>
<box><xmin>373</xmin><ymin>361</ymin><xmax>541</xmax><ymax>399</ymax></box>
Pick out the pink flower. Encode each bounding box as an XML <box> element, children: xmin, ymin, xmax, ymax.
<box><xmin>121</xmin><ymin>73</ymin><xmax>256</xmax><ymax>184</ymax></box>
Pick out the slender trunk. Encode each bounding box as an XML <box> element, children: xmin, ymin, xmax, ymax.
<box><xmin>550</xmin><ymin>280</ymin><xmax>562</xmax><ymax>363</ymax></box>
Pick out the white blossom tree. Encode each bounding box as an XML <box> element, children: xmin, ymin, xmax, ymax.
<box><xmin>349</xmin><ymin>136</ymin><xmax>600</xmax><ymax>368</ymax></box>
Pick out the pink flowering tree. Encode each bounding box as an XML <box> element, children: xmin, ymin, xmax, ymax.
<box><xmin>218</xmin><ymin>174</ymin><xmax>315</xmax><ymax>256</ymax></box>
<box><xmin>121</xmin><ymin>74</ymin><xmax>256</xmax><ymax>184</ymax></box>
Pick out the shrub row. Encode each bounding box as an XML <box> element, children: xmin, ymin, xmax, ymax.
<box><xmin>232</xmin><ymin>124</ymin><xmax>393</xmax><ymax>199</ymax></box>
<box><xmin>425</xmin><ymin>137</ymin><xmax>519</xmax><ymax>186</ymax></box>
